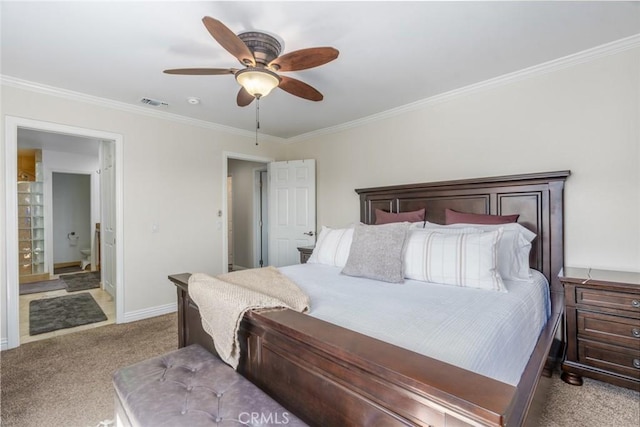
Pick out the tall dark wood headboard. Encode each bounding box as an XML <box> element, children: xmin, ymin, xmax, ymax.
<box><xmin>356</xmin><ymin>171</ymin><xmax>570</xmax><ymax>293</ymax></box>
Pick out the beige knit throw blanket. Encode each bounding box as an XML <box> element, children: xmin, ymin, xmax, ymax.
<box><xmin>188</xmin><ymin>266</ymin><xmax>310</xmax><ymax>369</ymax></box>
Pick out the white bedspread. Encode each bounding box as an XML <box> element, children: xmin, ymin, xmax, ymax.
<box><xmin>279</xmin><ymin>263</ymin><xmax>551</xmax><ymax>386</ymax></box>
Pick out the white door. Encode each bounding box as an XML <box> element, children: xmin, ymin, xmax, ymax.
<box><xmin>268</xmin><ymin>160</ymin><xmax>316</xmax><ymax>267</ymax></box>
<box><xmin>100</xmin><ymin>141</ymin><xmax>116</xmax><ymax>297</ymax></box>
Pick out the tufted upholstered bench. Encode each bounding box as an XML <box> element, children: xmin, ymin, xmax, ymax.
<box><xmin>113</xmin><ymin>344</ymin><xmax>308</xmax><ymax>427</ymax></box>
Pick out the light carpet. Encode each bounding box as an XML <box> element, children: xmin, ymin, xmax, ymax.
<box><xmin>1</xmin><ymin>313</ymin><xmax>177</xmax><ymax>427</ymax></box>
<box><xmin>1</xmin><ymin>312</ymin><xmax>638</xmax><ymax>427</ymax></box>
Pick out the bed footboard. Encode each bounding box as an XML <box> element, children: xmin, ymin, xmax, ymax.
<box><xmin>170</xmin><ymin>273</ymin><xmax>562</xmax><ymax>427</ymax></box>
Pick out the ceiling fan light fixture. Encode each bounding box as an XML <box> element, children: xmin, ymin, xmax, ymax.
<box><xmin>235</xmin><ymin>68</ymin><xmax>281</xmax><ymax>98</ymax></box>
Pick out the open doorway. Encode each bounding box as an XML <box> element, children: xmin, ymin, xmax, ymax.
<box><xmin>51</xmin><ymin>172</ymin><xmax>92</xmax><ymax>274</ymax></box>
<box><xmin>4</xmin><ymin>117</ymin><xmax>124</xmax><ymax>349</ymax></box>
<box><xmin>223</xmin><ymin>153</ymin><xmax>273</xmax><ymax>273</ymax></box>
<box><xmin>227</xmin><ymin>158</ymin><xmax>269</xmax><ymax>270</ymax></box>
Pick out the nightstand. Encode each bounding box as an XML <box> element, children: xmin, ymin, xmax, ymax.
<box><xmin>297</xmin><ymin>246</ymin><xmax>314</xmax><ymax>264</ymax></box>
<box><xmin>560</xmin><ymin>267</ymin><xmax>640</xmax><ymax>391</ymax></box>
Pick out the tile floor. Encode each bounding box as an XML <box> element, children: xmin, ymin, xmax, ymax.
<box><xmin>19</xmin><ymin>274</ymin><xmax>115</xmax><ymax>344</ymax></box>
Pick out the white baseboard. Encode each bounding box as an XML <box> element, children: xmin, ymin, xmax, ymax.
<box><xmin>122</xmin><ymin>302</ymin><xmax>177</xmax><ymax>324</ymax></box>
<box><xmin>1</xmin><ymin>338</ymin><xmax>8</xmax><ymax>352</ymax></box>
<box><xmin>232</xmin><ymin>265</ymin><xmax>248</xmax><ymax>271</ymax></box>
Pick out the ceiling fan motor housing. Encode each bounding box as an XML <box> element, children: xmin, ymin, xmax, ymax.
<box><xmin>238</xmin><ymin>31</ymin><xmax>282</xmax><ymax>67</ymax></box>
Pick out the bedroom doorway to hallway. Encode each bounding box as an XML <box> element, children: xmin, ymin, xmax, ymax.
<box><xmin>226</xmin><ymin>156</ymin><xmax>270</xmax><ymax>271</ymax></box>
<box><xmin>4</xmin><ymin>117</ymin><xmax>124</xmax><ymax>350</ymax></box>
<box><xmin>223</xmin><ymin>153</ymin><xmax>317</xmax><ymax>271</ymax></box>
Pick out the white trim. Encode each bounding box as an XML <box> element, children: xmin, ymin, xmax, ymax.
<box><xmin>285</xmin><ymin>33</ymin><xmax>640</xmax><ymax>144</ymax></box>
<box><xmin>3</xmin><ymin>116</ymin><xmax>124</xmax><ymax>349</ymax></box>
<box><xmin>1</xmin><ymin>338</ymin><xmax>8</xmax><ymax>352</ymax></box>
<box><xmin>3</xmin><ymin>120</ymin><xmax>19</xmax><ymax>348</ymax></box>
<box><xmin>253</xmin><ymin>167</ymin><xmax>268</xmax><ymax>268</ymax></box>
<box><xmin>222</xmin><ymin>152</ymin><xmax>273</xmax><ymax>273</ymax></box>
<box><xmin>123</xmin><ymin>303</ymin><xmax>177</xmax><ymax>323</ymax></box>
<box><xmin>0</xmin><ymin>75</ymin><xmax>285</xmax><ymax>145</ymax></box>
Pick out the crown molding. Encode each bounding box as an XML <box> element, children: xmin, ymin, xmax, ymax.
<box><xmin>0</xmin><ymin>75</ymin><xmax>285</xmax><ymax>144</ymax></box>
<box><xmin>2</xmin><ymin>33</ymin><xmax>638</xmax><ymax>145</ymax></box>
<box><xmin>285</xmin><ymin>33</ymin><xmax>640</xmax><ymax>144</ymax></box>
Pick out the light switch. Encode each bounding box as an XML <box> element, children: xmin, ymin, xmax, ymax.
<box><xmin>151</xmin><ymin>223</ymin><xmax>159</xmax><ymax>233</ymax></box>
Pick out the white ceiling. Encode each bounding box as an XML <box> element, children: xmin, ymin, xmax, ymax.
<box><xmin>17</xmin><ymin>128</ymin><xmax>101</xmax><ymax>156</ymax></box>
<box><xmin>2</xmin><ymin>1</ymin><xmax>639</xmax><ymax>140</ymax></box>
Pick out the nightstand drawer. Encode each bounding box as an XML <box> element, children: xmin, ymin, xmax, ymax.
<box><xmin>576</xmin><ymin>287</ymin><xmax>640</xmax><ymax>313</ymax></box>
<box><xmin>578</xmin><ymin>340</ymin><xmax>640</xmax><ymax>380</ymax></box>
<box><xmin>577</xmin><ymin>310</ymin><xmax>640</xmax><ymax>349</ymax></box>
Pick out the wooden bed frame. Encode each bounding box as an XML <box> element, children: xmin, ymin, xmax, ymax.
<box><xmin>169</xmin><ymin>170</ymin><xmax>570</xmax><ymax>427</ymax></box>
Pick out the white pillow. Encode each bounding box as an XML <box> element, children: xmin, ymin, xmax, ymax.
<box><xmin>423</xmin><ymin>222</ymin><xmax>535</xmax><ymax>281</ymax></box>
<box><xmin>404</xmin><ymin>229</ymin><xmax>506</xmax><ymax>292</ymax></box>
<box><xmin>307</xmin><ymin>226</ymin><xmax>354</xmax><ymax>267</ymax></box>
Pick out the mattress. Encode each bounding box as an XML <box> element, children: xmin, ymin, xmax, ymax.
<box><xmin>279</xmin><ymin>263</ymin><xmax>551</xmax><ymax>386</ymax></box>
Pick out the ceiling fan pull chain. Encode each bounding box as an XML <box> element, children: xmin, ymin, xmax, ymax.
<box><xmin>255</xmin><ymin>97</ymin><xmax>260</xmax><ymax>146</ymax></box>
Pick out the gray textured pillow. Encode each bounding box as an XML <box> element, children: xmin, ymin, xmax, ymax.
<box><xmin>341</xmin><ymin>222</ymin><xmax>410</xmax><ymax>283</ymax></box>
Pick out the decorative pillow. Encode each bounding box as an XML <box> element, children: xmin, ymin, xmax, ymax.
<box><xmin>445</xmin><ymin>208</ymin><xmax>519</xmax><ymax>225</ymax></box>
<box><xmin>404</xmin><ymin>229</ymin><xmax>506</xmax><ymax>292</ymax></box>
<box><xmin>341</xmin><ymin>222</ymin><xmax>410</xmax><ymax>283</ymax></box>
<box><xmin>375</xmin><ymin>208</ymin><xmax>425</xmax><ymax>225</ymax></box>
<box><xmin>424</xmin><ymin>222</ymin><xmax>535</xmax><ymax>281</ymax></box>
<box><xmin>307</xmin><ymin>226</ymin><xmax>354</xmax><ymax>267</ymax></box>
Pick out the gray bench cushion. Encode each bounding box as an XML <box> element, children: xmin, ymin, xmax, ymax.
<box><xmin>113</xmin><ymin>344</ymin><xmax>307</xmax><ymax>427</ymax></box>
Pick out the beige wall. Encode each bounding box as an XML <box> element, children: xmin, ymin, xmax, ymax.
<box><xmin>286</xmin><ymin>47</ymin><xmax>640</xmax><ymax>272</ymax></box>
<box><xmin>0</xmin><ymin>85</ymin><xmax>286</xmax><ymax>343</ymax></box>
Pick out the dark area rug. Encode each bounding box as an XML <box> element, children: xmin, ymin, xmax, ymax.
<box><xmin>19</xmin><ymin>278</ymin><xmax>66</xmax><ymax>295</ymax></box>
<box><xmin>29</xmin><ymin>293</ymin><xmax>107</xmax><ymax>335</ymax></box>
<box><xmin>60</xmin><ymin>270</ymin><xmax>101</xmax><ymax>292</ymax></box>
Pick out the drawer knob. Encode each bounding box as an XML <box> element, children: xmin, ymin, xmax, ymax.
<box><xmin>634</xmin><ymin>359</ymin><xmax>640</xmax><ymax>369</ymax></box>
<box><xmin>633</xmin><ymin>328</ymin><xmax>640</xmax><ymax>338</ymax></box>
<box><xmin>632</xmin><ymin>300</ymin><xmax>640</xmax><ymax>308</ymax></box>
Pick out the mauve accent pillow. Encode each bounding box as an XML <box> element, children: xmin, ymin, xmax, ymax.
<box><xmin>375</xmin><ymin>208</ymin><xmax>426</xmax><ymax>225</ymax></box>
<box><xmin>341</xmin><ymin>222</ymin><xmax>410</xmax><ymax>283</ymax></box>
<box><xmin>445</xmin><ymin>208</ymin><xmax>519</xmax><ymax>225</ymax></box>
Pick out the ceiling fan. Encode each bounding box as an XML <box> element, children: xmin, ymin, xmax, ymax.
<box><xmin>164</xmin><ymin>17</ymin><xmax>339</xmax><ymax>107</ymax></box>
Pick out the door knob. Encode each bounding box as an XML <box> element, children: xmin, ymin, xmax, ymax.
<box><xmin>303</xmin><ymin>231</ymin><xmax>315</xmax><ymax>236</ymax></box>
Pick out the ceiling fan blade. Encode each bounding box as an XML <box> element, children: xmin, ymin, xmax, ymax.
<box><xmin>269</xmin><ymin>47</ymin><xmax>339</xmax><ymax>72</ymax></box>
<box><xmin>202</xmin><ymin>17</ymin><xmax>255</xmax><ymax>66</ymax></box>
<box><xmin>237</xmin><ymin>87</ymin><xmax>255</xmax><ymax>107</ymax></box>
<box><xmin>163</xmin><ymin>68</ymin><xmax>236</xmax><ymax>75</ymax></box>
<box><xmin>279</xmin><ymin>76</ymin><xmax>323</xmax><ymax>101</ymax></box>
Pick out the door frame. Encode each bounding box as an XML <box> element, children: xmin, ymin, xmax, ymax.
<box><xmin>222</xmin><ymin>152</ymin><xmax>273</xmax><ymax>273</ymax></box>
<box><xmin>253</xmin><ymin>167</ymin><xmax>268</xmax><ymax>268</ymax></box>
<box><xmin>3</xmin><ymin>116</ymin><xmax>124</xmax><ymax>349</ymax></box>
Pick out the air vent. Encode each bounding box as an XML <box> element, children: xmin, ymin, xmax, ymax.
<box><xmin>140</xmin><ymin>97</ymin><xmax>168</xmax><ymax>107</ymax></box>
